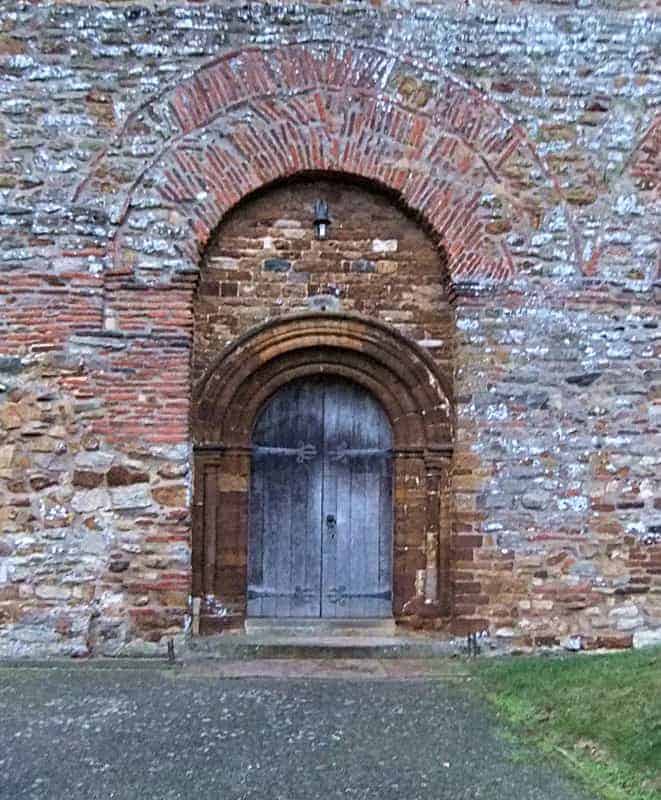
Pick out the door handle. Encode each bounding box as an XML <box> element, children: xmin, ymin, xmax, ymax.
<box><xmin>326</xmin><ymin>514</ymin><xmax>336</xmax><ymax>539</ymax></box>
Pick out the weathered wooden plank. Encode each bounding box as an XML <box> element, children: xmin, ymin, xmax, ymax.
<box><xmin>248</xmin><ymin>377</ymin><xmax>324</xmax><ymax>617</ymax></box>
<box><xmin>249</xmin><ymin>375</ymin><xmax>394</xmax><ymax>620</ymax></box>
<box><xmin>321</xmin><ymin>378</ymin><xmax>393</xmax><ymax>618</ymax></box>
<box><xmin>322</xmin><ymin>379</ymin><xmax>342</xmax><ymax>618</ymax></box>
<box><xmin>274</xmin><ymin>450</ymin><xmax>292</xmax><ymax>618</ymax></box>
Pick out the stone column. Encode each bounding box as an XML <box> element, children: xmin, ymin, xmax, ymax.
<box><xmin>424</xmin><ymin>451</ymin><xmax>452</xmax><ymax>615</ymax></box>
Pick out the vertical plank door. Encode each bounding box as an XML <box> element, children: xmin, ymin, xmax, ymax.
<box><xmin>248</xmin><ymin>376</ymin><xmax>393</xmax><ymax>619</ymax></box>
<box><xmin>248</xmin><ymin>379</ymin><xmax>323</xmax><ymax>617</ymax></box>
<box><xmin>322</xmin><ymin>379</ymin><xmax>393</xmax><ymax>618</ymax></box>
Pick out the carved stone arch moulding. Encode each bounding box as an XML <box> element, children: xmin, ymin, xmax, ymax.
<box><xmin>74</xmin><ymin>39</ymin><xmax>581</xmax><ymax>296</ymax></box>
<box><xmin>194</xmin><ymin>313</ymin><xmax>453</xmax><ymax>448</ymax></box>
<box><xmin>192</xmin><ymin>313</ymin><xmax>454</xmax><ymax>629</ymax></box>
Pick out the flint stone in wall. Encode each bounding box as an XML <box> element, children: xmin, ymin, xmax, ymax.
<box><xmin>32</xmin><ymin>205</ymin><xmax>111</xmax><ymax>238</ymax></box>
<box><xmin>157</xmin><ymin>462</ymin><xmax>189</xmax><ymax>479</ymax></box>
<box><xmin>150</xmin><ymin>444</ymin><xmax>189</xmax><ymax>460</ymax></box>
<box><xmin>110</xmin><ymin>486</ymin><xmax>152</xmax><ymax>509</ymax></box>
<box><xmin>71</xmin><ymin>489</ymin><xmax>109</xmax><ymax>513</ymax></box>
<box><xmin>501</xmin><ymin>479</ymin><xmax>540</xmax><ymax>495</ymax></box>
<box><xmin>615</xmin><ymin>617</ymin><xmax>644</xmax><ymax>632</ymax></box>
<box><xmin>506</xmin><ymin>465</ymin><xmax>546</xmax><ymax>480</ymax></box>
<box><xmin>0</xmin><ymin>357</ymin><xmax>24</xmax><ymax>374</ymax></box>
<box><xmin>263</xmin><ymin>257</ymin><xmax>290</xmax><ymax>272</ymax></box>
<box><xmin>483</xmin><ymin>493</ymin><xmax>510</xmax><ymax>510</ymax></box>
<box><xmin>35</xmin><ymin>583</ymin><xmax>72</xmax><ymax>600</ymax></box>
<box><xmin>569</xmin><ymin>562</ymin><xmax>598</xmax><ymax>578</ymax></box>
<box><xmin>648</xmin><ymin>406</ymin><xmax>661</xmax><ymax>425</ymax></box>
<box><xmin>42</xmin><ymin>527</ymin><xmax>67</xmax><ymax>541</ymax></box>
<box><xmin>372</xmin><ymin>239</ymin><xmax>397</xmax><ymax>253</ymax></box>
<box><xmin>609</xmin><ymin>603</ymin><xmax>643</xmax><ymax>632</ymax></box>
<box><xmin>75</xmin><ymin>451</ymin><xmax>114</xmax><ymax>469</ymax></box>
<box><xmin>521</xmin><ymin>491</ymin><xmax>550</xmax><ymax>511</ymax></box>
<box><xmin>633</xmin><ymin>629</ymin><xmax>661</xmax><ymax>649</ymax></box>
<box><xmin>81</xmin><ymin>531</ymin><xmax>106</xmax><ymax>555</ymax></box>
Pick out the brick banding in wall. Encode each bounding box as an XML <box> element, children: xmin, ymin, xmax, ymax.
<box><xmin>2</xmin><ymin>6</ymin><xmax>659</xmax><ymax>657</ymax></box>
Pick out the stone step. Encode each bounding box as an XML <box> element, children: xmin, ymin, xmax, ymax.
<box><xmin>183</xmin><ymin>633</ymin><xmax>461</xmax><ymax>661</ymax></box>
<box><xmin>244</xmin><ymin>617</ymin><xmax>398</xmax><ymax>638</ymax></box>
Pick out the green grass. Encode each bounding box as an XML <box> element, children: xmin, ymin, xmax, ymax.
<box><xmin>473</xmin><ymin>647</ymin><xmax>661</xmax><ymax>800</ymax></box>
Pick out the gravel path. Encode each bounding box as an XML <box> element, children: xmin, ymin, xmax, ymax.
<box><xmin>0</xmin><ymin>661</ymin><xmax>595</xmax><ymax>800</ymax></box>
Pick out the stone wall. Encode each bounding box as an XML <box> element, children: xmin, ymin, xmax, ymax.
<box><xmin>0</xmin><ymin>0</ymin><xmax>659</xmax><ymax>656</ymax></box>
<box><xmin>194</xmin><ymin>178</ymin><xmax>451</xmax><ymax>382</ymax></box>
<box><xmin>455</xmin><ymin>286</ymin><xmax>659</xmax><ymax>646</ymax></box>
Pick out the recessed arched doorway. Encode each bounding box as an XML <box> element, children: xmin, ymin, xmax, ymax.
<box><xmin>248</xmin><ymin>375</ymin><xmax>393</xmax><ymax>619</ymax></box>
<box><xmin>190</xmin><ymin>173</ymin><xmax>454</xmax><ymax>633</ymax></box>
<box><xmin>192</xmin><ymin>313</ymin><xmax>453</xmax><ymax>633</ymax></box>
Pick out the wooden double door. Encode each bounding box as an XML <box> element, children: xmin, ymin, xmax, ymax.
<box><xmin>248</xmin><ymin>376</ymin><xmax>393</xmax><ymax>618</ymax></box>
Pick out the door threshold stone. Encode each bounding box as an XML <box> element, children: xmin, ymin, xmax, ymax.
<box><xmin>244</xmin><ymin>617</ymin><xmax>397</xmax><ymax>637</ymax></box>
<box><xmin>183</xmin><ymin>629</ymin><xmax>461</xmax><ymax>661</ymax></box>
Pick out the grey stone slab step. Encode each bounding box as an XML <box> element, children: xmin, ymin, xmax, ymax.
<box><xmin>183</xmin><ymin>634</ymin><xmax>461</xmax><ymax>660</ymax></box>
<box><xmin>244</xmin><ymin>617</ymin><xmax>397</xmax><ymax>637</ymax></box>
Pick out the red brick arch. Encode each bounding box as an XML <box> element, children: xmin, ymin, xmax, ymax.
<box><xmin>74</xmin><ymin>40</ymin><xmax>577</xmax><ymax>288</ymax></box>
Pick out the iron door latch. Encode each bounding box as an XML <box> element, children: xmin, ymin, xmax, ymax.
<box><xmin>326</xmin><ymin>514</ymin><xmax>337</xmax><ymax>539</ymax></box>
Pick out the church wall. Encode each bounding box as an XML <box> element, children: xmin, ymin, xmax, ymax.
<box><xmin>0</xmin><ymin>1</ymin><xmax>658</xmax><ymax>655</ymax></box>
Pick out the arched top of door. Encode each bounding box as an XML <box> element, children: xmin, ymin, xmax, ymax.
<box><xmin>252</xmin><ymin>374</ymin><xmax>394</xmax><ymax>450</ymax></box>
<box><xmin>193</xmin><ymin>312</ymin><xmax>452</xmax><ymax>454</ymax></box>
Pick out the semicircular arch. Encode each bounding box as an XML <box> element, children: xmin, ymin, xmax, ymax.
<box><xmin>75</xmin><ymin>40</ymin><xmax>581</xmax><ymax>290</ymax></box>
<box><xmin>193</xmin><ymin>312</ymin><xmax>453</xmax><ymax>453</ymax></box>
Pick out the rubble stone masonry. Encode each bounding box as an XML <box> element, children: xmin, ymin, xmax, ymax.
<box><xmin>0</xmin><ymin>0</ymin><xmax>658</xmax><ymax>656</ymax></box>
